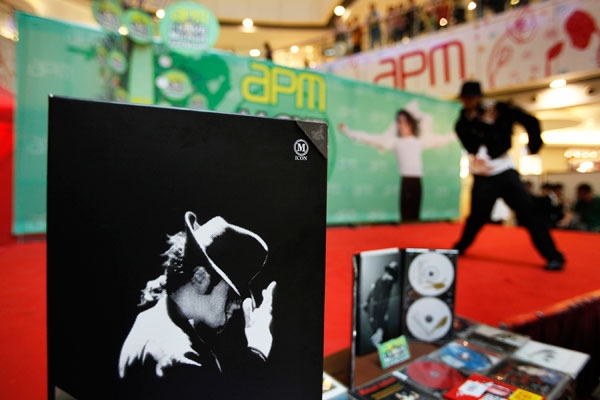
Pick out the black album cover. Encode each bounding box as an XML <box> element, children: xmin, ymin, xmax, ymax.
<box><xmin>47</xmin><ymin>97</ymin><xmax>327</xmax><ymax>400</ymax></box>
<box><xmin>465</xmin><ymin>324</ymin><xmax>530</xmax><ymax>355</ymax></box>
<box><xmin>350</xmin><ymin>371</ymin><xmax>437</xmax><ymax>400</ymax></box>
<box><xmin>486</xmin><ymin>359</ymin><xmax>571</xmax><ymax>400</ymax></box>
<box><xmin>352</xmin><ymin>248</ymin><xmax>403</xmax><ymax>357</ymax></box>
<box><xmin>401</xmin><ymin>249</ymin><xmax>457</xmax><ymax>344</ymax></box>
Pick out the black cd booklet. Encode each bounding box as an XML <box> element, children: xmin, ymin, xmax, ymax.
<box><xmin>353</xmin><ymin>248</ymin><xmax>404</xmax><ymax>357</ymax></box>
<box><xmin>47</xmin><ymin>96</ymin><xmax>328</xmax><ymax>400</ymax></box>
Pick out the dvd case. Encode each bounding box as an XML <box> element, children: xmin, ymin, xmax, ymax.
<box><xmin>511</xmin><ymin>340</ymin><xmax>590</xmax><ymax>379</ymax></box>
<box><xmin>395</xmin><ymin>354</ymin><xmax>467</xmax><ymax>398</ymax></box>
<box><xmin>47</xmin><ymin>97</ymin><xmax>327</xmax><ymax>400</ymax></box>
<box><xmin>350</xmin><ymin>371</ymin><xmax>437</xmax><ymax>400</ymax></box>
<box><xmin>432</xmin><ymin>339</ymin><xmax>505</xmax><ymax>376</ymax></box>
<box><xmin>464</xmin><ymin>324</ymin><xmax>530</xmax><ymax>355</ymax></box>
<box><xmin>486</xmin><ymin>359</ymin><xmax>571</xmax><ymax>400</ymax></box>
<box><xmin>352</xmin><ymin>248</ymin><xmax>404</xmax><ymax>357</ymax></box>
<box><xmin>443</xmin><ymin>373</ymin><xmax>544</xmax><ymax>400</ymax></box>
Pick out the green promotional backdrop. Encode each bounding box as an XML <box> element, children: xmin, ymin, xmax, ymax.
<box><xmin>14</xmin><ymin>12</ymin><xmax>462</xmax><ymax>234</ymax></box>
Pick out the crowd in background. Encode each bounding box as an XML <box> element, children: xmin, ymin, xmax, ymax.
<box><xmin>332</xmin><ymin>0</ymin><xmax>544</xmax><ymax>56</ymax></box>
<box><xmin>520</xmin><ymin>181</ymin><xmax>600</xmax><ymax>233</ymax></box>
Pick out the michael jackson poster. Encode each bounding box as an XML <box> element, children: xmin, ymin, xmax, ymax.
<box><xmin>47</xmin><ymin>96</ymin><xmax>327</xmax><ymax>400</ymax></box>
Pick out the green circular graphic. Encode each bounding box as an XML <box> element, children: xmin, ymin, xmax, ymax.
<box><xmin>92</xmin><ymin>0</ymin><xmax>123</xmax><ymax>33</ymax></box>
<box><xmin>122</xmin><ymin>9</ymin><xmax>155</xmax><ymax>44</ymax></box>
<box><xmin>156</xmin><ymin>69</ymin><xmax>193</xmax><ymax>101</ymax></box>
<box><xmin>187</xmin><ymin>93</ymin><xmax>208</xmax><ymax>110</ymax></box>
<box><xmin>107</xmin><ymin>49</ymin><xmax>128</xmax><ymax>74</ymax></box>
<box><xmin>114</xmin><ymin>87</ymin><xmax>128</xmax><ymax>102</ymax></box>
<box><xmin>159</xmin><ymin>2</ymin><xmax>220</xmax><ymax>56</ymax></box>
<box><xmin>96</xmin><ymin>43</ymin><xmax>108</xmax><ymax>67</ymax></box>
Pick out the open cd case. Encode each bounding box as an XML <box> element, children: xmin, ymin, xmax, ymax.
<box><xmin>401</xmin><ymin>249</ymin><xmax>458</xmax><ymax>344</ymax></box>
<box><xmin>352</xmin><ymin>248</ymin><xmax>458</xmax><ymax>357</ymax></box>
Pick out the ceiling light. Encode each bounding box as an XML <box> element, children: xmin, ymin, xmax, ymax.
<box><xmin>290</xmin><ymin>45</ymin><xmax>299</xmax><ymax>54</ymax></box>
<box><xmin>249</xmin><ymin>49</ymin><xmax>261</xmax><ymax>57</ymax></box>
<box><xmin>549</xmin><ymin>78</ymin><xmax>566</xmax><ymax>89</ymax></box>
<box><xmin>439</xmin><ymin>18</ymin><xmax>448</xmax><ymax>27</ymax></box>
<box><xmin>156</xmin><ymin>9</ymin><xmax>165</xmax><ymax>19</ymax></box>
<box><xmin>467</xmin><ymin>1</ymin><xmax>477</xmax><ymax>11</ymax></box>
<box><xmin>544</xmin><ymin>130</ymin><xmax>600</xmax><ymax>146</ymax></box>
<box><xmin>242</xmin><ymin>18</ymin><xmax>254</xmax><ymax>29</ymax></box>
<box><xmin>334</xmin><ymin>6</ymin><xmax>345</xmax><ymax>16</ymax></box>
<box><xmin>576</xmin><ymin>161</ymin><xmax>594</xmax><ymax>173</ymax></box>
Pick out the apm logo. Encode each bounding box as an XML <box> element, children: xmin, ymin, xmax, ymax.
<box><xmin>293</xmin><ymin>139</ymin><xmax>309</xmax><ymax>161</ymax></box>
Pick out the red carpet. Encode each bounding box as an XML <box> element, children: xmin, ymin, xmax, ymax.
<box><xmin>1</xmin><ymin>223</ymin><xmax>600</xmax><ymax>399</ymax></box>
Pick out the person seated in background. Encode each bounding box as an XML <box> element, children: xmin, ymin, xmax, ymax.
<box><xmin>558</xmin><ymin>183</ymin><xmax>600</xmax><ymax>232</ymax></box>
<box><xmin>540</xmin><ymin>182</ymin><xmax>565</xmax><ymax>228</ymax></box>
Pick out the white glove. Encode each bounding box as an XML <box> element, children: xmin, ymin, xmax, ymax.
<box><xmin>243</xmin><ymin>281</ymin><xmax>276</xmax><ymax>359</ymax></box>
<box><xmin>370</xmin><ymin>327</ymin><xmax>384</xmax><ymax>347</ymax></box>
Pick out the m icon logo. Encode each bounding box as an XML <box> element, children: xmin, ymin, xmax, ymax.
<box><xmin>294</xmin><ymin>139</ymin><xmax>309</xmax><ymax>160</ymax></box>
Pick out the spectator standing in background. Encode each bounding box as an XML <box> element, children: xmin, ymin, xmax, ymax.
<box><xmin>434</xmin><ymin>0</ymin><xmax>452</xmax><ymax>29</ymax></box>
<box><xmin>333</xmin><ymin>16</ymin><xmax>348</xmax><ymax>56</ymax></box>
<box><xmin>385</xmin><ymin>6</ymin><xmax>397</xmax><ymax>45</ymax></box>
<box><xmin>393</xmin><ymin>4</ymin><xmax>408</xmax><ymax>42</ymax></box>
<box><xmin>367</xmin><ymin>3</ymin><xmax>382</xmax><ymax>49</ymax></box>
<box><xmin>452</xmin><ymin>0</ymin><xmax>466</xmax><ymax>25</ymax></box>
<box><xmin>350</xmin><ymin>16</ymin><xmax>364</xmax><ymax>54</ymax></box>
<box><xmin>264</xmin><ymin>42</ymin><xmax>273</xmax><ymax>61</ymax></box>
<box><xmin>406</xmin><ymin>0</ymin><xmax>420</xmax><ymax>37</ymax></box>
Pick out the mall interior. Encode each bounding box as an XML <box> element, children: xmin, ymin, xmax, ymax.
<box><xmin>0</xmin><ymin>0</ymin><xmax>600</xmax><ymax>399</ymax></box>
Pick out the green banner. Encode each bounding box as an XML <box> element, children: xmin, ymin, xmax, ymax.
<box><xmin>14</xmin><ymin>12</ymin><xmax>461</xmax><ymax>234</ymax></box>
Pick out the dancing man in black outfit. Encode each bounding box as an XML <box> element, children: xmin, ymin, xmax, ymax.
<box><xmin>452</xmin><ymin>81</ymin><xmax>565</xmax><ymax>271</ymax></box>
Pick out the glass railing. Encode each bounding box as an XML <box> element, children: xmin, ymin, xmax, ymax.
<box><xmin>269</xmin><ymin>0</ymin><xmax>537</xmax><ymax>69</ymax></box>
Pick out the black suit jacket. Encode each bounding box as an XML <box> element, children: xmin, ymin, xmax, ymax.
<box><xmin>455</xmin><ymin>102</ymin><xmax>543</xmax><ymax>159</ymax></box>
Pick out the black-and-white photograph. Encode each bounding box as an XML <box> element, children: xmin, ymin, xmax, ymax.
<box><xmin>47</xmin><ymin>97</ymin><xmax>327</xmax><ymax>400</ymax></box>
<box><xmin>352</xmin><ymin>248</ymin><xmax>403</xmax><ymax>357</ymax></box>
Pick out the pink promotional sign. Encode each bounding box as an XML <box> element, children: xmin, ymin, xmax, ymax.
<box><xmin>318</xmin><ymin>0</ymin><xmax>600</xmax><ymax>96</ymax></box>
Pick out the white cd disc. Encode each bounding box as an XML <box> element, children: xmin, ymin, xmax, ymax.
<box><xmin>407</xmin><ymin>252</ymin><xmax>454</xmax><ymax>296</ymax></box>
<box><xmin>405</xmin><ymin>297</ymin><xmax>452</xmax><ymax>342</ymax></box>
